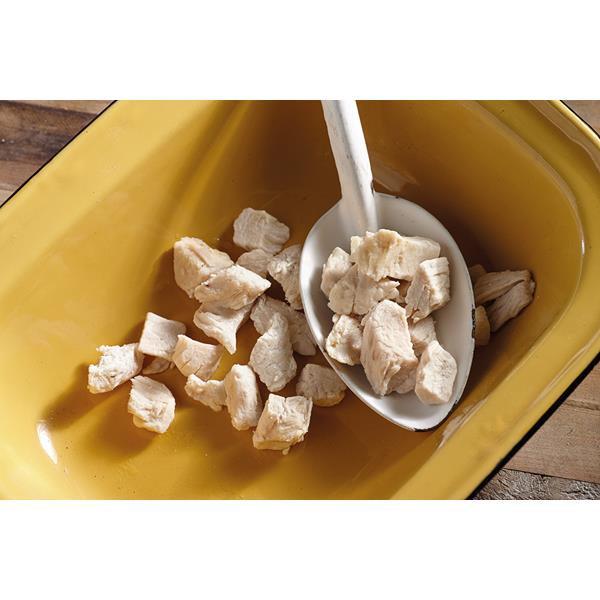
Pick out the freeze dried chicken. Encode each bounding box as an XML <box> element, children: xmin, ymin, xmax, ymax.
<box><xmin>390</xmin><ymin>364</ymin><xmax>417</xmax><ymax>394</ymax></box>
<box><xmin>268</xmin><ymin>244</ymin><xmax>302</xmax><ymax>310</ymax></box>
<box><xmin>172</xmin><ymin>335</ymin><xmax>223</xmax><ymax>379</ymax></box>
<box><xmin>328</xmin><ymin>265</ymin><xmax>358</xmax><ymax>314</ymax></box>
<box><xmin>184</xmin><ymin>375</ymin><xmax>227</xmax><ymax>412</ymax></box>
<box><xmin>250</xmin><ymin>295</ymin><xmax>316</xmax><ymax>356</ymax></box>
<box><xmin>224</xmin><ymin>364</ymin><xmax>262</xmax><ymax>430</ymax></box>
<box><xmin>252</xmin><ymin>394</ymin><xmax>312</xmax><ymax>454</ymax></box>
<box><xmin>396</xmin><ymin>280</ymin><xmax>411</xmax><ymax>305</ymax></box>
<box><xmin>474</xmin><ymin>270</ymin><xmax>531</xmax><ymax>305</ymax></box>
<box><xmin>296</xmin><ymin>364</ymin><xmax>346</xmax><ymax>407</ymax></box>
<box><xmin>487</xmin><ymin>280</ymin><xmax>535</xmax><ymax>332</ymax></box>
<box><xmin>233</xmin><ymin>207</ymin><xmax>290</xmax><ymax>254</ymax></box>
<box><xmin>249</xmin><ymin>313</ymin><xmax>296</xmax><ymax>392</ymax></box>
<box><xmin>193</xmin><ymin>303</ymin><xmax>252</xmax><ymax>354</ymax></box>
<box><xmin>325</xmin><ymin>314</ymin><xmax>362</xmax><ymax>366</ymax></box>
<box><xmin>405</xmin><ymin>257</ymin><xmax>450</xmax><ymax>322</ymax></box>
<box><xmin>236</xmin><ymin>248</ymin><xmax>273</xmax><ymax>278</ymax></box>
<box><xmin>474</xmin><ymin>306</ymin><xmax>491</xmax><ymax>346</ymax></box>
<box><xmin>194</xmin><ymin>265</ymin><xmax>270</xmax><ymax>310</ymax></box>
<box><xmin>351</xmin><ymin>230</ymin><xmax>440</xmax><ymax>281</ymax></box>
<box><xmin>142</xmin><ymin>356</ymin><xmax>172</xmax><ymax>375</ymax></box>
<box><xmin>128</xmin><ymin>376</ymin><xmax>175</xmax><ymax>433</ymax></box>
<box><xmin>173</xmin><ymin>237</ymin><xmax>233</xmax><ymax>298</ymax></box>
<box><xmin>415</xmin><ymin>340</ymin><xmax>457</xmax><ymax>405</ymax></box>
<box><xmin>138</xmin><ymin>312</ymin><xmax>186</xmax><ymax>361</ymax></box>
<box><xmin>360</xmin><ymin>300</ymin><xmax>418</xmax><ymax>396</ymax></box>
<box><xmin>409</xmin><ymin>316</ymin><xmax>437</xmax><ymax>356</ymax></box>
<box><xmin>88</xmin><ymin>343</ymin><xmax>143</xmax><ymax>394</ymax></box>
<box><xmin>468</xmin><ymin>264</ymin><xmax>486</xmax><ymax>285</ymax></box>
<box><xmin>321</xmin><ymin>247</ymin><xmax>352</xmax><ymax>297</ymax></box>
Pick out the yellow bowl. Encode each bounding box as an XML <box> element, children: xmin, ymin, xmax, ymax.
<box><xmin>0</xmin><ymin>101</ymin><xmax>598</xmax><ymax>499</ymax></box>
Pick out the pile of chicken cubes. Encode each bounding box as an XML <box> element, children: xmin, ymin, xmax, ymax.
<box><xmin>87</xmin><ymin>208</ymin><xmax>347</xmax><ymax>454</ymax></box>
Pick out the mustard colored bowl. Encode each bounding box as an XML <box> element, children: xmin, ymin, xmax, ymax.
<box><xmin>0</xmin><ymin>101</ymin><xmax>598</xmax><ymax>499</ymax></box>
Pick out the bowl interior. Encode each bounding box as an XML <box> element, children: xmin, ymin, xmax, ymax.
<box><xmin>0</xmin><ymin>100</ymin><xmax>584</xmax><ymax>498</ymax></box>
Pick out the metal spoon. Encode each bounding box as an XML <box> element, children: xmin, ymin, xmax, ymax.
<box><xmin>299</xmin><ymin>100</ymin><xmax>475</xmax><ymax>431</ymax></box>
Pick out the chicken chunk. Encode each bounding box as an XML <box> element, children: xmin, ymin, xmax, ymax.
<box><xmin>468</xmin><ymin>264</ymin><xmax>486</xmax><ymax>285</ymax></box>
<box><xmin>268</xmin><ymin>244</ymin><xmax>302</xmax><ymax>310</ymax></box>
<box><xmin>173</xmin><ymin>237</ymin><xmax>233</xmax><ymax>298</ymax></box>
<box><xmin>128</xmin><ymin>376</ymin><xmax>175</xmax><ymax>433</ymax></box>
<box><xmin>353</xmin><ymin>272</ymin><xmax>399</xmax><ymax>315</ymax></box>
<box><xmin>405</xmin><ymin>257</ymin><xmax>451</xmax><ymax>322</ymax></box>
<box><xmin>252</xmin><ymin>394</ymin><xmax>312</xmax><ymax>454</ymax></box>
<box><xmin>328</xmin><ymin>265</ymin><xmax>358</xmax><ymax>315</ymax></box>
<box><xmin>172</xmin><ymin>335</ymin><xmax>223</xmax><ymax>379</ymax></box>
<box><xmin>296</xmin><ymin>364</ymin><xmax>347</xmax><ymax>407</ymax></box>
<box><xmin>224</xmin><ymin>364</ymin><xmax>262</xmax><ymax>430</ymax></box>
<box><xmin>138</xmin><ymin>312</ymin><xmax>187</xmax><ymax>361</ymax></box>
<box><xmin>250</xmin><ymin>295</ymin><xmax>316</xmax><ymax>356</ymax></box>
<box><xmin>487</xmin><ymin>280</ymin><xmax>535</xmax><ymax>332</ymax></box>
<box><xmin>184</xmin><ymin>375</ymin><xmax>227</xmax><ymax>412</ymax></box>
<box><xmin>194</xmin><ymin>265</ymin><xmax>270</xmax><ymax>309</ymax></box>
<box><xmin>321</xmin><ymin>247</ymin><xmax>352</xmax><ymax>297</ymax></box>
<box><xmin>474</xmin><ymin>305</ymin><xmax>491</xmax><ymax>346</ymax></box>
<box><xmin>325</xmin><ymin>314</ymin><xmax>362</xmax><ymax>366</ymax></box>
<box><xmin>474</xmin><ymin>270</ymin><xmax>531</xmax><ymax>305</ymax></box>
<box><xmin>193</xmin><ymin>303</ymin><xmax>253</xmax><ymax>354</ymax></box>
<box><xmin>87</xmin><ymin>343</ymin><xmax>143</xmax><ymax>394</ymax></box>
<box><xmin>397</xmin><ymin>280</ymin><xmax>411</xmax><ymax>305</ymax></box>
<box><xmin>233</xmin><ymin>207</ymin><xmax>290</xmax><ymax>254</ymax></box>
<box><xmin>415</xmin><ymin>340</ymin><xmax>457</xmax><ymax>405</ymax></box>
<box><xmin>409</xmin><ymin>316</ymin><xmax>437</xmax><ymax>356</ymax></box>
<box><xmin>249</xmin><ymin>313</ymin><xmax>296</xmax><ymax>392</ymax></box>
<box><xmin>360</xmin><ymin>300</ymin><xmax>418</xmax><ymax>395</ymax></box>
<box><xmin>351</xmin><ymin>230</ymin><xmax>440</xmax><ymax>281</ymax></box>
<box><xmin>236</xmin><ymin>248</ymin><xmax>274</xmax><ymax>278</ymax></box>
<box><xmin>390</xmin><ymin>363</ymin><xmax>417</xmax><ymax>394</ymax></box>
<box><xmin>142</xmin><ymin>356</ymin><xmax>172</xmax><ymax>375</ymax></box>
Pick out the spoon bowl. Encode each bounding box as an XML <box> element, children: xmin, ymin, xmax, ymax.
<box><xmin>299</xmin><ymin>101</ymin><xmax>475</xmax><ymax>430</ymax></box>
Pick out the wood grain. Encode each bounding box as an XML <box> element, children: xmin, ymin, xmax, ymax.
<box><xmin>0</xmin><ymin>99</ymin><xmax>598</xmax><ymax>500</ymax></box>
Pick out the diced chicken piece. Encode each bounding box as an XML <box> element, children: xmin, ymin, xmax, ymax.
<box><xmin>350</xmin><ymin>235</ymin><xmax>363</xmax><ymax>256</ymax></box>
<box><xmin>415</xmin><ymin>340</ymin><xmax>457</xmax><ymax>405</ymax></box>
<box><xmin>172</xmin><ymin>335</ymin><xmax>223</xmax><ymax>379</ymax></box>
<box><xmin>138</xmin><ymin>312</ymin><xmax>187</xmax><ymax>361</ymax></box>
<box><xmin>236</xmin><ymin>248</ymin><xmax>273</xmax><ymax>278</ymax></box>
<box><xmin>252</xmin><ymin>394</ymin><xmax>312</xmax><ymax>454</ymax></box>
<box><xmin>128</xmin><ymin>376</ymin><xmax>175</xmax><ymax>433</ymax></box>
<box><xmin>360</xmin><ymin>300</ymin><xmax>417</xmax><ymax>396</ymax></box>
<box><xmin>224</xmin><ymin>364</ymin><xmax>262</xmax><ymax>430</ymax></box>
<box><xmin>328</xmin><ymin>265</ymin><xmax>358</xmax><ymax>315</ymax></box>
<box><xmin>321</xmin><ymin>247</ymin><xmax>352</xmax><ymax>297</ymax></box>
<box><xmin>405</xmin><ymin>257</ymin><xmax>451</xmax><ymax>322</ymax></box>
<box><xmin>409</xmin><ymin>316</ymin><xmax>437</xmax><ymax>356</ymax></box>
<box><xmin>325</xmin><ymin>314</ymin><xmax>362</xmax><ymax>366</ymax></box>
<box><xmin>142</xmin><ymin>356</ymin><xmax>172</xmax><ymax>375</ymax></box>
<box><xmin>487</xmin><ymin>280</ymin><xmax>535</xmax><ymax>332</ymax></box>
<box><xmin>88</xmin><ymin>343</ymin><xmax>143</xmax><ymax>393</ymax></box>
<box><xmin>249</xmin><ymin>313</ymin><xmax>296</xmax><ymax>392</ymax></box>
<box><xmin>351</xmin><ymin>230</ymin><xmax>440</xmax><ymax>281</ymax></box>
<box><xmin>194</xmin><ymin>265</ymin><xmax>270</xmax><ymax>309</ymax></box>
<box><xmin>250</xmin><ymin>295</ymin><xmax>316</xmax><ymax>356</ymax></box>
<box><xmin>353</xmin><ymin>272</ymin><xmax>399</xmax><ymax>315</ymax></box>
<box><xmin>296</xmin><ymin>364</ymin><xmax>347</xmax><ymax>407</ymax></box>
<box><xmin>390</xmin><ymin>363</ymin><xmax>417</xmax><ymax>394</ymax></box>
<box><xmin>268</xmin><ymin>244</ymin><xmax>302</xmax><ymax>310</ymax></box>
<box><xmin>474</xmin><ymin>270</ymin><xmax>531</xmax><ymax>305</ymax></box>
<box><xmin>193</xmin><ymin>303</ymin><xmax>252</xmax><ymax>354</ymax></box>
<box><xmin>468</xmin><ymin>264</ymin><xmax>486</xmax><ymax>285</ymax></box>
<box><xmin>173</xmin><ymin>237</ymin><xmax>233</xmax><ymax>298</ymax></box>
<box><xmin>184</xmin><ymin>375</ymin><xmax>227</xmax><ymax>412</ymax></box>
<box><xmin>474</xmin><ymin>306</ymin><xmax>491</xmax><ymax>346</ymax></box>
<box><xmin>233</xmin><ymin>208</ymin><xmax>290</xmax><ymax>254</ymax></box>
<box><xmin>397</xmin><ymin>280</ymin><xmax>411</xmax><ymax>305</ymax></box>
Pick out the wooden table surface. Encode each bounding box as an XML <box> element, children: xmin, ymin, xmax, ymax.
<box><xmin>1</xmin><ymin>100</ymin><xmax>598</xmax><ymax>500</ymax></box>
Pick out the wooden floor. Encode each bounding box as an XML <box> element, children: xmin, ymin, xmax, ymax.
<box><xmin>0</xmin><ymin>100</ymin><xmax>598</xmax><ymax>499</ymax></box>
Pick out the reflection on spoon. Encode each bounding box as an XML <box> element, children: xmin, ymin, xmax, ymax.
<box><xmin>36</xmin><ymin>421</ymin><xmax>58</xmax><ymax>465</ymax></box>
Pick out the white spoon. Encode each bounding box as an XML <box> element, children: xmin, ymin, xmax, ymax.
<box><xmin>299</xmin><ymin>100</ymin><xmax>475</xmax><ymax>431</ymax></box>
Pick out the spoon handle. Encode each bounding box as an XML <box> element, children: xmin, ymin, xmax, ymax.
<box><xmin>321</xmin><ymin>100</ymin><xmax>378</xmax><ymax>233</ymax></box>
